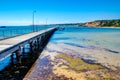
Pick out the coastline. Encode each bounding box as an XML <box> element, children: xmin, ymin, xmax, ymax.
<box><xmin>80</xmin><ymin>25</ymin><xmax>120</xmax><ymax>28</ymax></box>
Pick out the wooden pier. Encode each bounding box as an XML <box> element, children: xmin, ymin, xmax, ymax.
<box><xmin>0</xmin><ymin>28</ymin><xmax>56</xmax><ymax>62</ymax></box>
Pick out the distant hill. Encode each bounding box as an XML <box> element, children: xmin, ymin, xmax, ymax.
<box><xmin>84</xmin><ymin>19</ymin><xmax>120</xmax><ymax>27</ymax></box>
<box><xmin>40</xmin><ymin>19</ymin><xmax>120</xmax><ymax>27</ymax></box>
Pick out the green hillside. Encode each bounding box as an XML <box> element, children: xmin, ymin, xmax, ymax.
<box><xmin>84</xmin><ymin>19</ymin><xmax>120</xmax><ymax>27</ymax></box>
<box><xmin>95</xmin><ymin>19</ymin><xmax>120</xmax><ymax>27</ymax></box>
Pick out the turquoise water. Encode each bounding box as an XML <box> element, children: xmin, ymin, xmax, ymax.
<box><xmin>51</xmin><ymin>26</ymin><xmax>120</xmax><ymax>53</ymax></box>
<box><xmin>0</xmin><ymin>25</ymin><xmax>52</xmax><ymax>39</ymax></box>
<box><xmin>0</xmin><ymin>26</ymin><xmax>120</xmax><ymax>71</ymax></box>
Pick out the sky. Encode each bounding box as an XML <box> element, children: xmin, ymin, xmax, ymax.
<box><xmin>0</xmin><ymin>0</ymin><xmax>120</xmax><ymax>26</ymax></box>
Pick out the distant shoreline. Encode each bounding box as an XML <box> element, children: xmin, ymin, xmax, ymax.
<box><xmin>82</xmin><ymin>26</ymin><xmax>120</xmax><ymax>28</ymax></box>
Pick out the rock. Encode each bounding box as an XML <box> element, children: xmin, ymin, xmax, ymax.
<box><xmin>14</xmin><ymin>71</ymin><xmax>20</xmax><ymax>74</ymax></box>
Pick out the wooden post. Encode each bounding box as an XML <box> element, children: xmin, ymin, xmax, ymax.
<box><xmin>34</xmin><ymin>40</ymin><xmax>37</xmax><ymax>51</ymax></box>
<box><xmin>40</xmin><ymin>35</ymin><xmax>44</xmax><ymax>49</ymax></box>
<box><xmin>22</xmin><ymin>46</ymin><xmax>25</xmax><ymax>54</ymax></box>
<box><xmin>39</xmin><ymin>36</ymin><xmax>42</xmax><ymax>50</ymax></box>
<box><xmin>15</xmin><ymin>49</ymin><xmax>21</xmax><ymax>64</ymax></box>
<box><xmin>30</xmin><ymin>41</ymin><xmax>34</xmax><ymax>54</ymax></box>
<box><xmin>43</xmin><ymin>34</ymin><xmax>45</xmax><ymax>44</ymax></box>
<box><xmin>37</xmin><ymin>38</ymin><xmax>40</xmax><ymax>50</ymax></box>
<box><xmin>10</xmin><ymin>53</ymin><xmax>14</xmax><ymax>65</ymax></box>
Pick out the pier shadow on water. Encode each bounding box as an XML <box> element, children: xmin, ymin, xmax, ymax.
<box><xmin>0</xmin><ymin>37</ymin><xmax>51</xmax><ymax>80</ymax></box>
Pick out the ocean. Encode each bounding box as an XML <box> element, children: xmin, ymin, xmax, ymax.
<box><xmin>0</xmin><ymin>25</ymin><xmax>120</xmax><ymax>73</ymax></box>
<box><xmin>0</xmin><ymin>25</ymin><xmax>52</xmax><ymax>39</ymax></box>
<box><xmin>24</xmin><ymin>26</ymin><xmax>120</xmax><ymax>79</ymax></box>
<box><xmin>45</xmin><ymin>26</ymin><xmax>120</xmax><ymax>71</ymax></box>
<box><xmin>51</xmin><ymin>26</ymin><xmax>120</xmax><ymax>54</ymax></box>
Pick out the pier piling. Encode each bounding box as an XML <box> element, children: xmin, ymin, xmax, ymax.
<box><xmin>15</xmin><ymin>49</ymin><xmax>21</xmax><ymax>64</ymax></box>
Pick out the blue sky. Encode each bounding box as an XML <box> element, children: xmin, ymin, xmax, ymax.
<box><xmin>0</xmin><ymin>0</ymin><xmax>120</xmax><ymax>26</ymax></box>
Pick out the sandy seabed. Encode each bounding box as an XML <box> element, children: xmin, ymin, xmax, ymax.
<box><xmin>25</xmin><ymin>42</ymin><xmax>120</xmax><ymax>80</ymax></box>
<box><xmin>46</xmin><ymin>42</ymin><xmax>120</xmax><ymax>70</ymax></box>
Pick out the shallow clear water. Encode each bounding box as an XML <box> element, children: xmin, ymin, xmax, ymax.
<box><xmin>0</xmin><ymin>26</ymin><xmax>120</xmax><ymax>71</ymax></box>
<box><xmin>25</xmin><ymin>26</ymin><xmax>120</xmax><ymax>79</ymax></box>
<box><xmin>51</xmin><ymin>26</ymin><xmax>120</xmax><ymax>53</ymax></box>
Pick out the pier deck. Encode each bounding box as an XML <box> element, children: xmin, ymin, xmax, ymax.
<box><xmin>0</xmin><ymin>28</ymin><xmax>56</xmax><ymax>60</ymax></box>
